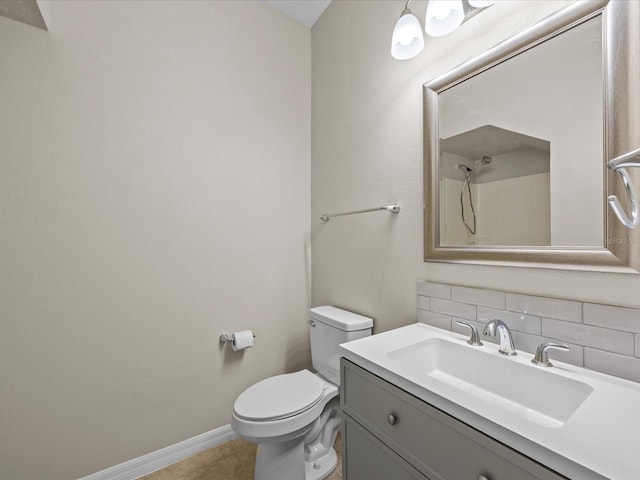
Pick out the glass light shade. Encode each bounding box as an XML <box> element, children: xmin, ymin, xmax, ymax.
<box><xmin>468</xmin><ymin>0</ymin><xmax>496</xmax><ymax>7</ymax></box>
<box><xmin>425</xmin><ymin>0</ymin><xmax>464</xmax><ymax>37</ymax></box>
<box><xmin>391</xmin><ymin>10</ymin><xmax>425</xmax><ymax>60</ymax></box>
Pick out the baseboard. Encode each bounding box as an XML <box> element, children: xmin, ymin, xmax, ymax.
<box><xmin>79</xmin><ymin>425</ymin><xmax>238</xmax><ymax>480</ymax></box>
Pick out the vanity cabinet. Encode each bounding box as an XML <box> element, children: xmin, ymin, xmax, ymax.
<box><xmin>340</xmin><ymin>359</ymin><xmax>567</xmax><ymax>480</ymax></box>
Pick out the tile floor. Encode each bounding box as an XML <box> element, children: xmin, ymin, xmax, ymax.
<box><xmin>140</xmin><ymin>434</ymin><xmax>342</xmax><ymax>480</ymax></box>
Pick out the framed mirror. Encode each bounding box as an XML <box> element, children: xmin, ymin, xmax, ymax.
<box><xmin>424</xmin><ymin>0</ymin><xmax>640</xmax><ymax>272</ymax></box>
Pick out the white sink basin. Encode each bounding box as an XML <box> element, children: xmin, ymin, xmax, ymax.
<box><xmin>386</xmin><ymin>337</ymin><xmax>593</xmax><ymax>428</ymax></box>
<box><xmin>339</xmin><ymin>322</ymin><xmax>640</xmax><ymax>480</ymax></box>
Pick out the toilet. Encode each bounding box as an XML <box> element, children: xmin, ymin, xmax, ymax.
<box><xmin>231</xmin><ymin>306</ymin><xmax>373</xmax><ymax>480</ymax></box>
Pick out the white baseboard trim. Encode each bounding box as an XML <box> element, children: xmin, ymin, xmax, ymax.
<box><xmin>79</xmin><ymin>425</ymin><xmax>238</xmax><ymax>480</ymax></box>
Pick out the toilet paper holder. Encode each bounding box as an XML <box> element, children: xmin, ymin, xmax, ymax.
<box><xmin>219</xmin><ymin>332</ymin><xmax>256</xmax><ymax>344</ymax></box>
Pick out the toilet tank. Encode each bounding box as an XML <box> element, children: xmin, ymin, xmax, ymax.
<box><xmin>309</xmin><ymin>306</ymin><xmax>373</xmax><ymax>385</ymax></box>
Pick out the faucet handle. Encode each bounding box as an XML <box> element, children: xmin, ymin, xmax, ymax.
<box><xmin>531</xmin><ymin>343</ymin><xmax>570</xmax><ymax>367</ymax></box>
<box><xmin>456</xmin><ymin>321</ymin><xmax>483</xmax><ymax>346</ymax></box>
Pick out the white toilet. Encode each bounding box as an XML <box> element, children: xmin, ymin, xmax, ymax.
<box><xmin>231</xmin><ymin>306</ymin><xmax>373</xmax><ymax>480</ymax></box>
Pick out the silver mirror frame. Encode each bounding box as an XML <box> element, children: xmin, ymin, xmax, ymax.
<box><xmin>424</xmin><ymin>0</ymin><xmax>640</xmax><ymax>273</ymax></box>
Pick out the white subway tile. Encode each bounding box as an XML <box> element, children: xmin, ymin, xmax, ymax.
<box><xmin>542</xmin><ymin>318</ymin><xmax>635</xmax><ymax>356</ymax></box>
<box><xmin>584</xmin><ymin>348</ymin><xmax>640</xmax><ymax>383</ymax></box>
<box><xmin>477</xmin><ymin>306</ymin><xmax>541</xmax><ymax>335</ymax></box>
<box><xmin>418</xmin><ymin>310</ymin><xmax>451</xmax><ymax>330</ymax></box>
<box><xmin>418</xmin><ymin>295</ymin><xmax>429</xmax><ymax>311</ymax></box>
<box><xmin>416</xmin><ymin>283</ymin><xmax>640</xmax><ymax>381</ymax></box>
<box><xmin>417</xmin><ymin>281</ymin><xmax>451</xmax><ymax>300</ymax></box>
<box><xmin>506</xmin><ymin>293</ymin><xmax>582</xmax><ymax>323</ymax></box>
<box><xmin>583</xmin><ymin>303</ymin><xmax>640</xmax><ymax>333</ymax></box>
<box><xmin>430</xmin><ymin>298</ymin><xmax>476</xmax><ymax>321</ymax></box>
<box><xmin>451</xmin><ymin>286</ymin><xmax>505</xmax><ymax>309</ymax></box>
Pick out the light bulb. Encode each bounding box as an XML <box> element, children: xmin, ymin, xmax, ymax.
<box><xmin>399</xmin><ymin>31</ymin><xmax>413</xmax><ymax>46</ymax></box>
<box><xmin>391</xmin><ymin>9</ymin><xmax>425</xmax><ymax>60</ymax></box>
<box><xmin>468</xmin><ymin>0</ymin><xmax>496</xmax><ymax>7</ymax></box>
<box><xmin>433</xmin><ymin>3</ymin><xmax>452</xmax><ymax>20</ymax></box>
<box><xmin>425</xmin><ymin>0</ymin><xmax>464</xmax><ymax>37</ymax></box>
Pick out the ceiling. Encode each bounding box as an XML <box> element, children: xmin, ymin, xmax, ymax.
<box><xmin>261</xmin><ymin>0</ymin><xmax>332</xmax><ymax>28</ymax></box>
<box><xmin>0</xmin><ymin>0</ymin><xmax>47</xmax><ymax>30</ymax></box>
<box><xmin>0</xmin><ymin>0</ymin><xmax>331</xmax><ymax>31</ymax></box>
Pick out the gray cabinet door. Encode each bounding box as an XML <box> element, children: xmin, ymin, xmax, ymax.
<box><xmin>343</xmin><ymin>417</ymin><xmax>430</xmax><ymax>480</ymax></box>
<box><xmin>341</xmin><ymin>358</ymin><xmax>567</xmax><ymax>480</ymax></box>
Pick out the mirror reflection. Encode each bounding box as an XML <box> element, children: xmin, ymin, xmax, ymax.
<box><xmin>436</xmin><ymin>15</ymin><xmax>603</xmax><ymax>248</ymax></box>
<box><xmin>440</xmin><ymin>125</ymin><xmax>551</xmax><ymax>245</ymax></box>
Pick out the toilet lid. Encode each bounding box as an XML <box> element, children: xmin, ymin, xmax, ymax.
<box><xmin>234</xmin><ymin>370</ymin><xmax>325</xmax><ymax>421</ymax></box>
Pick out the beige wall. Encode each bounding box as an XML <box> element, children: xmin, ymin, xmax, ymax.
<box><xmin>311</xmin><ymin>0</ymin><xmax>640</xmax><ymax>337</ymax></box>
<box><xmin>5</xmin><ymin>0</ymin><xmax>640</xmax><ymax>477</ymax></box>
<box><xmin>0</xmin><ymin>1</ymin><xmax>310</xmax><ymax>478</ymax></box>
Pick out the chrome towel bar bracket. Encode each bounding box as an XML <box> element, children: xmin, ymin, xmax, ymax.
<box><xmin>608</xmin><ymin>147</ymin><xmax>640</xmax><ymax>229</ymax></box>
<box><xmin>320</xmin><ymin>204</ymin><xmax>400</xmax><ymax>222</ymax></box>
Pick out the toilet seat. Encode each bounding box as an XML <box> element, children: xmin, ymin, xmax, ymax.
<box><xmin>234</xmin><ymin>369</ymin><xmax>325</xmax><ymax>422</ymax></box>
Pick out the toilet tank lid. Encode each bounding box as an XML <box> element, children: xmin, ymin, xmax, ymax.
<box><xmin>310</xmin><ymin>306</ymin><xmax>373</xmax><ymax>331</ymax></box>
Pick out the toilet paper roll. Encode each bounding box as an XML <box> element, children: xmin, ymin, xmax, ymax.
<box><xmin>232</xmin><ymin>330</ymin><xmax>254</xmax><ymax>351</ymax></box>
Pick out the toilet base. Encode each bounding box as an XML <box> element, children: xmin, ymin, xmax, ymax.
<box><xmin>253</xmin><ymin>441</ymin><xmax>337</xmax><ymax>480</ymax></box>
<box><xmin>254</xmin><ymin>437</ymin><xmax>306</xmax><ymax>480</ymax></box>
<box><xmin>304</xmin><ymin>447</ymin><xmax>337</xmax><ymax>480</ymax></box>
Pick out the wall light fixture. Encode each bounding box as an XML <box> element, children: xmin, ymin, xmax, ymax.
<box><xmin>391</xmin><ymin>0</ymin><xmax>495</xmax><ymax>60</ymax></box>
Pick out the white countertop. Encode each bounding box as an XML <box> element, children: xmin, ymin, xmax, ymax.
<box><xmin>339</xmin><ymin>323</ymin><xmax>640</xmax><ymax>480</ymax></box>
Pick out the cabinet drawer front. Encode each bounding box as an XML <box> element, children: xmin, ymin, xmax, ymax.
<box><xmin>343</xmin><ymin>418</ymin><xmax>430</xmax><ymax>480</ymax></box>
<box><xmin>341</xmin><ymin>359</ymin><xmax>566</xmax><ymax>480</ymax></box>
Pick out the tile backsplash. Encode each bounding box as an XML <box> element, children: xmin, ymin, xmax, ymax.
<box><xmin>418</xmin><ymin>281</ymin><xmax>640</xmax><ymax>384</ymax></box>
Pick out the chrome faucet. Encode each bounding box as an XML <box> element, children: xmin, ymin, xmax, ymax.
<box><xmin>531</xmin><ymin>343</ymin><xmax>570</xmax><ymax>367</ymax></box>
<box><xmin>482</xmin><ymin>319</ymin><xmax>517</xmax><ymax>356</ymax></box>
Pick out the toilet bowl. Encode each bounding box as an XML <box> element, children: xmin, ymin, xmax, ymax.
<box><xmin>232</xmin><ymin>370</ymin><xmax>339</xmax><ymax>480</ymax></box>
<box><xmin>231</xmin><ymin>306</ymin><xmax>373</xmax><ymax>480</ymax></box>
